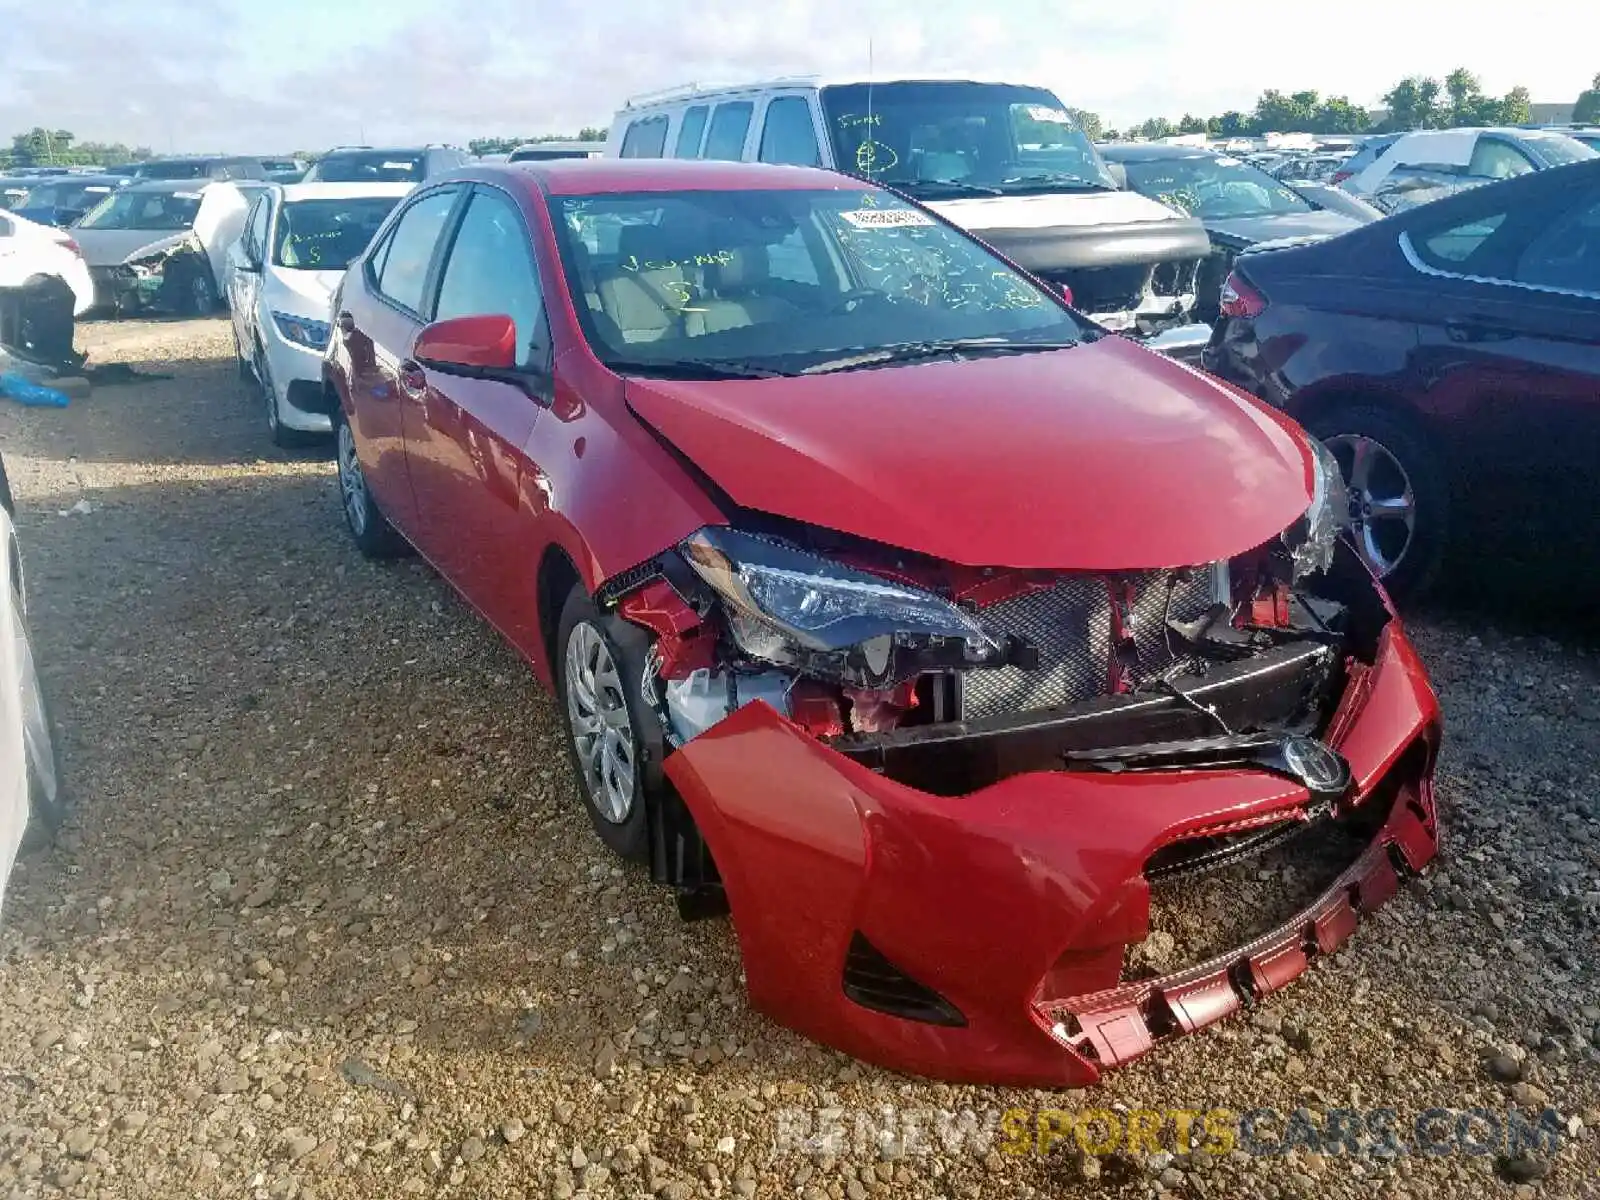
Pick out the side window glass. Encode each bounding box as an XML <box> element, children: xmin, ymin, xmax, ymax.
<box><xmin>433</xmin><ymin>190</ymin><xmax>547</xmax><ymax>368</ymax></box>
<box><xmin>247</xmin><ymin>198</ymin><xmax>270</xmax><ymax>261</ymax></box>
<box><xmin>674</xmin><ymin>106</ymin><xmax>709</xmax><ymax>158</ymax></box>
<box><xmin>757</xmin><ymin>97</ymin><xmax>820</xmax><ymax>166</ymax></box>
<box><xmin>620</xmin><ymin>117</ymin><xmax>669</xmax><ymax>159</ymax></box>
<box><xmin>703</xmin><ymin>102</ymin><xmax>754</xmax><ymax>161</ymax></box>
<box><xmin>1414</xmin><ymin>211</ymin><xmax>1508</xmax><ymax>269</ymax></box>
<box><xmin>1514</xmin><ymin>191</ymin><xmax>1600</xmax><ymax>293</ymax></box>
<box><xmin>1467</xmin><ymin>139</ymin><xmax>1535</xmax><ymax>180</ymax></box>
<box><xmin>375</xmin><ymin>189</ymin><xmax>458</xmax><ymax>314</ymax></box>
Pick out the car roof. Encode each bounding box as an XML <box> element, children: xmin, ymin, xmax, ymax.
<box><xmin>494</xmin><ymin>158</ymin><xmax>873</xmax><ymax>195</ymax></box>
<box><xmin>1098</xmin><ymin>143</ymin><xmax>1217</xmax><ymax>161</ymax></box>
<box><xmin>277</xmin><ymin>182</ymin><xmax>415</xmax><ymax>202</ymax></box>
<box><xmin>511</xmin><ymin>140</ymin><xmax>605</xmax><ymax>153</ymax></box>
<box><xmin>118</xmin><ymin>178</ymin><xmax>235</xmax><ymax>194</ymax></box>
<box><xmin>620</xmin><ymin>76</ymin><xmax>1056</xmax><ymax>110</ymax></box>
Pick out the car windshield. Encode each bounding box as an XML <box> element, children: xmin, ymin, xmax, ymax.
<box><xmin>1520</xmin><ymin>133</ymin><xmax>1598</xmax><ymax>166</ymax></box>
<box><xmin>76</xmin><ymin>189</ymin><xmax>203</xmax><ymax>231</ymax></box>
<box><xmin>819</xmin><ymin>82</ymin><xmax>1116</xmax><ymax>197</ymax></box>
<box><xmin>273</xmin><ymin>196</ymin><xmax>401</xmax><ymax>269</ymax></box>
<box><xmin>309</xmin><ymin>152</ymin><xmax>427</xmax><ymax>183</ymax></box>
<box><xmin>19</xmin><ymin>181</ymin><xmax>115</xmax><ymax>210</ymax></box>
<box><xmin>550</xmin><ymin>186</ymin><xmax>1084</xmax><ymax>376</ymax></box>
<box><xmin>1119</xmin><ymin>153</ymin><xmax>1313</xmax><ymax>219</ymax></box>
<box><xmin>136</xmin><ymin>161</ymin><xmax>210</xmax><ymax>180</ymax></box>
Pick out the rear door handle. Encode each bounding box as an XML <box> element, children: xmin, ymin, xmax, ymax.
<box><xmin>398</xmin><ymin>359</ymin><xmax>428</xmax><ymax>399</ymax></box>
<box><xmin>336</xmin><ymin>311</ymin><xmax>355</xmax><ymax>335</ymax></box>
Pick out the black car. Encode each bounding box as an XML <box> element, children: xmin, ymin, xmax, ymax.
<box><xmin>1101</xmin><ymin>143</ymin><xmax>1370</xmax><ymax>323</ymax></box>
<box><xmin>301</xmin><ymin>145</ymin><xmax>470</xmax><ymax>183</ymax></box>
<box><xmin>1205</xmin><ymin>159</ymin><xmax>1600</xmax><ymax>598</ymax></box>
<box><xmin>10</xmin><ymin>174</ymin><xmax>124</xmax><ymax>227</ymax></box>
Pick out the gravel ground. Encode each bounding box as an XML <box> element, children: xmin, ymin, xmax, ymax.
<box><xmin>0</xmin><ymin>317</ymin><xmax>1595</xmax><ymax>1200</ymax></box>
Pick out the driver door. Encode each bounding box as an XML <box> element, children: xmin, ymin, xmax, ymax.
<box><xmin>230</xmin><ymin>193</ymin><xmax>271</xmax><ymax>356</ymax></box>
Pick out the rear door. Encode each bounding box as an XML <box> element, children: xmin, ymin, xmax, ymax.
<box><xmin>1405</xmin><ymin>175</ymin><xmax>1600</xmax><ymax>553</ymax></box>
<box><xmin>404</xmin><ymin>184</ymin><xmax>551</xmax><ymax>644</ymax></box>
<box><xmin>341</xmin><ymin>185</ymin><xmax>464</xmax><ymax>540</ymax></box>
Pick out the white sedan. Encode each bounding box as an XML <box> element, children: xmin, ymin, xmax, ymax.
<box><xmin>226</xmin><ymin>182</ymin><xmax>412</xmax><ymax>446</ymax></box>
<box><xmin>0</xmin><ymin>452</ymin><xmax>62</xmax><ymax>920</ymax></box>
<box><xmin>0</xmin><ymin>209</ymin><xmax>94</xmax><ymax>367</ymax></box>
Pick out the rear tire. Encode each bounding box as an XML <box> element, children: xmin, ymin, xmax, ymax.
<box><xmin>554</xmin><ymin>585</ymin><xmax>664</xmax><ymax>863</ymax></box>
<box><xmin>332</xmin><ymin>407</ymin><xmax>409</xmax><ymax>559</ymax></box>
<box><xmin>1305</xmin><ymin>405</ymin><xmax>1447</xmax><ymax>599</ymax></box>
<box><xmin>178</xmin><ymin>264</ymin><xmax>216</xmax><ymax>316</ymax></box>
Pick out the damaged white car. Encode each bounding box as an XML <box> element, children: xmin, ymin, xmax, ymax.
<box><xmin>71</xmin><ymin>180</ymin><xmax>254</xmax><ymax>315</ymax></box>
<box><xmin>0</xmin><ymin>210</ymin><xmax>93</xmax><ymax>369</ymax></box>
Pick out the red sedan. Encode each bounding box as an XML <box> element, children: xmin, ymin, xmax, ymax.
<box><xmin>322</xmin><ymin>159</ymin><xmax>1440</xmax><ymax>1087</ymax></box>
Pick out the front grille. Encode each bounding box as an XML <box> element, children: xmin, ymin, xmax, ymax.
<box><xmin>960</xmin><ymin>569</ymin><xmax>1217</xmax><ymax>720</ymax></box>
<box><xmin>1151</xmin><ymin>257</ymin><xmax>1202</xmax><ymax>298</ymax></box>
<box><xmin>1042</xmin><ymin>263</ymin><xmax>1153</xmax><ymax>315</ymax></box>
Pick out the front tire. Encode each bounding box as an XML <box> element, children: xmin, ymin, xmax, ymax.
<box><xmin>332</xmin><ymin>408</ymin><xmax>409</xmax><ymax>559</ymax></box>
<box><xmin>554</xmin><ymin>586</ymin><xmax>664</xmax><ymax>862</ymax></box>
<box><xmin>178</xmin><ymin>264</ymin><xmax>216</xmax><ymax>316</ymax></box>
<box><xmin>1306</xmin><ymin>405</ymin><xmax>1447</xmax><ymax>599</ymax></box>
<box><xmin>13</xmin><ymin>598</ymin><xmax>65</xmax><ymax>853</ymax></box>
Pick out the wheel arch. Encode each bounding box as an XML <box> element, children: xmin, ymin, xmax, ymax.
<box><xmin>536</xmin><ymin>543</ymin><xmax>584</xmax><ymax>689</ymax></box>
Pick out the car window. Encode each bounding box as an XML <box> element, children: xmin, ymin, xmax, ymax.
<box><xmin>1513</xmin><ymin>190</ymin><xmax>1600</xmax><ymax>293</ymax></box>
<box><xmin>758</xmin><ymin>97</ymin><xmax>821</xmax><ymax>167</ymax></box>
<box><xmin>374</xmin><ymin>189</ymin><xmax>458</xmax><ymax>314</ymax></box>
<box><xmin>1467</xmin><ymin>139</ymin><xmax>1535</xmax><ymax>180</ymax></box>
<box><xmin>245</xmin><ymin>196</ymin><xmax>270</xmax><ymax>262</ymax></box>
<box><xmin>674</xmin><ymin>106</ymin><xmax>709</xmax><ymax>158</ymax></box>
<box><xmin>433</xmin><ymin>189</ymin><xmax>546</xmax><ymax>367</ymax></box>
<box><xmin>311</xmin><ymin>152</ymin><xmax>428</xmax><ymax>183</ymax></box>
<box><xmin>766</xmin><ymin>224</ymin><xmax>821</xmax><ymax>285</ymax></box>
<box><xmin>77</xmin><ymin>188</ymin><xmax>203</xmax><ymax>231</ymax></box>
<box><xmin>703</xmin><ymin>102</ymin><xmax>754</xmax><ymax>161</ymax></box>
<box><xmin>1414</xmin><ymin>212</ymin><xmax>1508</xmax><ymax>267</ymax></box>
<box><xmin>275</xmin><ymin>196</ymin><xmax>401</xmax><ymax>269</ymax></box>
<box><xmin>620</xmin><ymin>117</ymin><xmax>669</xmax><ymax>159</ymax></box>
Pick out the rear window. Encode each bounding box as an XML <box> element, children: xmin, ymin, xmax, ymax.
<box><xmin>703</xmin><ymin>102</ymin><xmax>754</xmax><ymax>161</ymax></box>
<box><xmin>309</xmin><ymin>152</ymin><xmax>428</xmax><ymax>183</ymax></box>
<box><xmin>620</xmin><ymin>117</ymin><xmax>669</xmax><ymax>159</ymax></box>
<box><xmin>136</xmin><ymin>161</ymin><xmax>208</xmax><ymax>180</ymax></box>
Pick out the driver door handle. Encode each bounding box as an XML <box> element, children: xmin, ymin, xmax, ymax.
<box><xmin>398</xmin><ymin>360</ymin><xmax>428</xmax><ymax>399</ymax></box>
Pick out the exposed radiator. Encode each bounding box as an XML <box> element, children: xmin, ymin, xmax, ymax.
<box><xmin>959</xmin><ymin>568</ymin><xmax>1221</xmax><ymax>720</ymax></box>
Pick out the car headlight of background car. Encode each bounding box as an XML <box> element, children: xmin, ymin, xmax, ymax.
<box><xmin>1285</xmin><ymin>437</ymin><xmax>1350</xmax><ymax>581</ymax></box>
<box><xmin>271</xmin><ymin>311</ymin><xmax>331</xmax><ymax>352</ymax></box>
<box><xmin>680</xmin><ymin>526</ymin><xmax>1010</xmax><ymax>689</ymax></box>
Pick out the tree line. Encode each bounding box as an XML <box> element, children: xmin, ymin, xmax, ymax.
<box><xmin>1086</xmin><ymin>68</ymin><xmax>1579</xmax><ymax>142</ymax></box>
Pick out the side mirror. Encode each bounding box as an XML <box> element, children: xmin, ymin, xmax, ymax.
<box><xmin>413</xmin><ymin>313</ymin><xmax>518</xmax><ymax>374</ymax></box>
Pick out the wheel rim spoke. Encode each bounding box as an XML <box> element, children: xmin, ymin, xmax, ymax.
<box><xmin>564</xmin><ymin>622</ymin><xmax>636</xmax><ymax>825</ymax></box>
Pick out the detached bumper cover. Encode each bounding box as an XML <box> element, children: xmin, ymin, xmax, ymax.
<box><xmin>663</xmin><ymin>624</ymin><xmax>1439</xmax><ymax>1086</ymax></box>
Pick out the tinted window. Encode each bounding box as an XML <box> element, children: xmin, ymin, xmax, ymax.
<box><xmin>1514</xmin><ymin>191</ymin><xmax>1600</xmax><ymax>293</ymax></box>
<box><xmin>433</xmin><ymin>190</ymin><xmax>546</xmax><ymax>367</ymax></box>
<box><xmin>620</xmin><ymin>118</ymin><xmax>669</xmax><ymax>159</ymax></box>
<box><xmin>135</xmin><ymin>161</ymin><xmax>209</xmax><ymax>180</ymax></box>
<box><xmin>374</xmin><ymin>189</ymin><xmax>458</xmax><ymax>313</ymax></box>
<box><xmin>1467</xmin><ymin>139</ymin><xmax>1535</xmax><ymax>180</ymax></box>
<box><xmin>310</xmin><ymin>152</ymin><xmax>428</xmax><ymax>183</ymax></box>
<box><xmin>674</xmin><ymin>106</ymin><xmax>709</xmax><ymax>158</ymax></box>
<box><xmin>758</xmin><ymin>97</ymin><xmax>820</xmax><ymax>166</ymax></box>
<box><xmin>703</xmin><ymin>102</ymin><xmax>754</xmax><ymax>161</ymax></box>
<box><xmin>1415</xmin><ymin>212</ymin><xmax>1508</xmax><ymax>267</ymax></box>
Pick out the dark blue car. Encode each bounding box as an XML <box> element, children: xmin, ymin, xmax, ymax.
<box><xmin>11</xmin><ymin>175</ymin><xmax>125</xmax><ymax>228</ymax></box>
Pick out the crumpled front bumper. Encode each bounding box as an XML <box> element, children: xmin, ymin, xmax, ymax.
<box><xmin>663</xmin><ymin>623</ymin><xmax>1439</xmax><ymax>1087</ymax></box>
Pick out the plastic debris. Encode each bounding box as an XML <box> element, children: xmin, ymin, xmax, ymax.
<box><xmin>59</xmin><ymin>499</ymin><xmax>96</xmax><ymax>517</ymax></box>
<box><xmin>0</xmin><ymin>373</ymin><xmax>70</xmax><ymax>408</ymax></box>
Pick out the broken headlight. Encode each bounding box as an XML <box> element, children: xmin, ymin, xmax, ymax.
<box><xmin>1284</xmin><ymin>437</ymin><xmax>1349</xmax><ymax>581</ymax></box>
<box><xmin>679</xmin><ymin>527</ymin><xmax>1007</xmax><ymax>688</ymax></box>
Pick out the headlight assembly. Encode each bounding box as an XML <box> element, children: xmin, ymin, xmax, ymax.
<box><xmin>1285</xmin><ymin>436</ymin><xmax>1350</xmax><ymax>580</ymax></box>
<box><xmin>272</xmin><ymin>311</ymin><xmax>331</xmax><ymax>351</ymax></box>
<box><xmin>679</xmin><ymin>527</ymin><xmax>1008</xmax><ymax>688</ymax></box>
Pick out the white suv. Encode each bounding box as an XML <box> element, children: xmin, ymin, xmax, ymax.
<box><xmin>607</xmin><ymin>77</ymin><xmax>1213</xmax><ymax>356</ymax></box>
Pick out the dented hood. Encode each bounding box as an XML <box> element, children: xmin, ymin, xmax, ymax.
<box><xmin>624</xmin><ymin>335</ymin><xmax>1314</xmax><ymax>571</ymax></box>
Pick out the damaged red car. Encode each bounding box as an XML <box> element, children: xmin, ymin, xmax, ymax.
<box><xmin>324</xmin><ymin>159</ymin><xmax>1440</xmax><ymax>1087</ymax></box>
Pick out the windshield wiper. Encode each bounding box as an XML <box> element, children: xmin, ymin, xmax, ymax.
<box><xmin>800</xmin><ymin>337</ymin><xmax>1077</xmax><ymax>375</ymax></box>
<box><xmin>997</xmin><ymin>172</ymin><xmax>1118</xmax><ymax>193</ymax></box>
<box><xmin>603</xmin><ymin>357</ymin><xmax>791</xmax><ymax>381</ymax></box>
<box><xmin>884</xmin><ymin>178</ymin><xmax>1006</xmax><ymax>198</ymax></box>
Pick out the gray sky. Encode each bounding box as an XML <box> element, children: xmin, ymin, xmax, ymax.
<box><xmin>1</xmin><ymin>0</ymin><xmax>1592</xmax><ymax>153</ymax></box>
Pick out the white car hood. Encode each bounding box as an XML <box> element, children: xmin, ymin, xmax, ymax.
<box><xmin>924</xmin><ymin>188</ymin><xmax>1189</xmax><ymax>231</ymax></box>
<box><xmin>72</xmin><ymin>228</ymin><xmax>197</xmax><ymax>269</ymax></box>
<box><xmin>263</xmin><ymin>268</ymin><xmax>344</xmax><ymax>317</ymax></box>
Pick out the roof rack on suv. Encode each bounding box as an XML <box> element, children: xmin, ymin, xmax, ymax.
<box><xmin>622</xmin><ymin>76</ymin><xmax>819</xmax><ymax>109</ymax></box>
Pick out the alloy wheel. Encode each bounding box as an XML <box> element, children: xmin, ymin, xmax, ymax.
<box><xmin>256</xmin><ymin>353</ymin><xmax>279</xmax><ymax>435</ymax></box>
<box><xmin>336</xmin><ymin>421</ymin><xmax>368</xmax><ymax>536</ymax></box>
<box><xmin>1324</xmin><ymin>432</ymin><xmax>1416</xmax><ymax>579</ymax></box>
<box><xmin>564</xmin><ymin>622</ymin><xmax>637</xmax><ymax>823</ymax></box>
